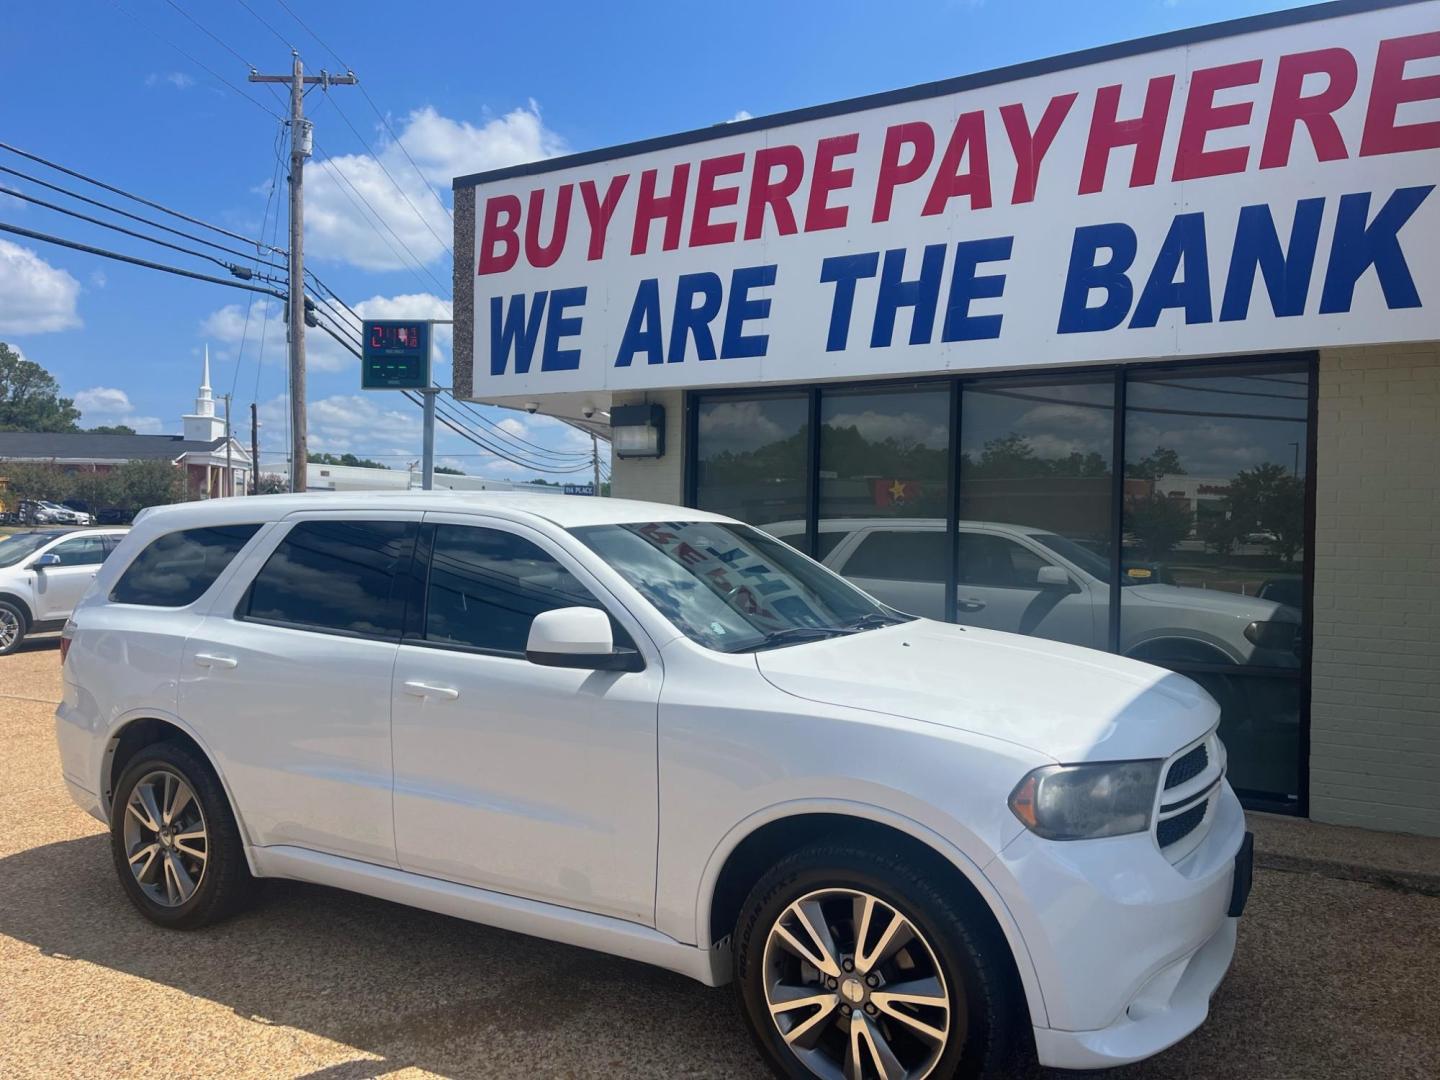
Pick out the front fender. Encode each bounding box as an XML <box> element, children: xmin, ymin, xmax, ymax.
<box><xmin>690</xmin><ymin>796</ymin><xmax>1050</xmax><ymax>1029</ymax></box>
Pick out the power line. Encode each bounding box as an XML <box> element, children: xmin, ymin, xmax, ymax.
<box><xmin>0</xmin><ymin>141</ymin><xmax>283</xmax><ymax>257</ymax></box>
<box><xmin>231</xmin><ymin>126</ymin><xmax>287</xmax><ymax>400</ymax></box>
<box><xmin>163</xmin><ymin>0</ymin><xmax>254</xmax><ymax>68</ymax></box>
<box><xmin>270</xmin><ymin>0</ymin><xmax>454</xmax><ymax>225</ymax></box>
<box><xmin>0</xmin><ymin>162</ymin><xmax>286</xmax><ymax>273</ymax></box>
<box><xmin>325</xmin><ymin>92</ymin><xmax>453</xmax><ymax>258</ymax></box>
<box><xmin>0</xmin><ymin>221</ymin><xmax>287</xmax><ymax>300</ymax></box>
<box><xmin>312</xmin><ymin>148</ymin><xmax>448</xmax><ymax>295</ymax></box>
<box><xmin>232</xmin><ymin>0</ymin><xmax>296</xmax><ymax>51</ymax></box>
<box><xmin>107</xmin><ymin>0</ymin><xmax>282</xmax><ymax>119</ymax></box>
<box><xmin>0</xmin><ymin>183</ymin><xmax>270</xmax><ymax>280</ymax></box>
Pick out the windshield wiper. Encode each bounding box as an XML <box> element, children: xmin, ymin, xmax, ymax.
<box><xmin>844</xmin><ymin>612</ymin><xmax>911</xmax><ymax>630</ymax></box>
<box><xmin>733</xmin><ymin>625</ymin><xmax>858</xmax><ymax>652</ymax></box>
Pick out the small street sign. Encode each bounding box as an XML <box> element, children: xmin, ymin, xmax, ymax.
<box><xmin>564</xmin><ymin>483</ymin><xmax>596</xmax><ymax>496</ymax></box>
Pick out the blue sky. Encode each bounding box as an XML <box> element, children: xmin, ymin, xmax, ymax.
<box><xmin>1</xmin><ymin>0</ymin><xmax>1302</xmax><ymax>479</ymax></box>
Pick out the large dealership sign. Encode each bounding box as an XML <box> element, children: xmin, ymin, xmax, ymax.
<box><xmin>457</xmin><ymin>1</ymin><xmax>1439</xmax><ymax>399</ymax></box>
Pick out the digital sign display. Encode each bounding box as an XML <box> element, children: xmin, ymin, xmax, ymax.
<box><xmin>361</xmin><ymin>320</ymin><xmax>431</xmax><ymax>390</ymax></box>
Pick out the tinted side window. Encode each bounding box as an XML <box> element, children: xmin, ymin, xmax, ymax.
<box><xmin>424</xmin><ymin>524</ymin><xmax>616</xmax><ymax>654</ymax></box>
<box><xmin>842</xmin><ymin>531</ymin><xmax>947</xmax><ymax>583</ymax></box>
<box><xmin>111</xmin><ymin>525</ymin><xmax>262</xmax><ymax>607</ymax></box>
<box><xmin>49</xmin><ymin>535</ymin><xmax>109</xmax><ymax>566</ymax></box>
<box><xmin>242</xmin><ymin>520</ymin><xmax>416</xmax><ymax>639</ymax></box>
<box><xmin>958</xmin><ymin>534</ymin><xmax>1049</xmax><ymax>588</ymax></box>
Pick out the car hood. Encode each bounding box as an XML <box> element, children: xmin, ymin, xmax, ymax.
<box><xmin>1126</xmin><ymin>582</ymin><xmax>1296</xmax><ymax>619</ymax></box>
<box><xmin>755</xmin><ymin>620</ymin><xmax>1217</xmax><ymax>762</ymax></box>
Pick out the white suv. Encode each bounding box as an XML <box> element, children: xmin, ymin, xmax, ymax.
<box><xmin>56</xmin><ymin>494</ymin><xmax>1250</xmax><ymax>1077</ymax></box>
<box><xmin>0</xmin><ymin>527</ymin><xmax>127</xmax><ymax>654</ymax></box>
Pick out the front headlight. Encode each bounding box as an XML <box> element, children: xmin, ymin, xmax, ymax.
<box><xmin>1008</xmin><ymin>760</ymin><xmax>1163</xmax><ymax>840</ymax></box>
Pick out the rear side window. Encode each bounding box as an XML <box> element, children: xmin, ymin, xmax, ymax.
<box><xmin>49</xmin><ymin>535</ymin><xmax>109</xmax><ymax>566</ymax></box>
<box><xmin>842</xmin><ymin>530</ymin><xmax>947</xmax><ymax>583</ymax></box>
<box><xmin>111</xmin><ymin>524</ymin><xmax>262</xmax><ymax>607</ymax></box>
<box><xmin>240</xmin><ymin>519</ymin><xmax>416</xmax><ymax>640</ymax></box>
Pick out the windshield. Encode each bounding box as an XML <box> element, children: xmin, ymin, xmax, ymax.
<box><xmin>570</xmin><ymin>520</ymin><xmax>908</xmax><ymax>652</ymax></box>
<box><xmin>0</xmin><ymin>531</ymin><xmax>60</xmax><ymax>568</ymax></box>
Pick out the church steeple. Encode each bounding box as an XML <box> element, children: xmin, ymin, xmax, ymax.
<box><xmin>183</xmin><ymin>346</ymin><xmax>226</xmax><ymax>443</ymax></box>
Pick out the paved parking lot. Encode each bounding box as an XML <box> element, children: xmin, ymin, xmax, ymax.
<box><xmin>3</xmin><ymin>640</ymin><xmax>1437</xmax><ymax>1079</ymax></box>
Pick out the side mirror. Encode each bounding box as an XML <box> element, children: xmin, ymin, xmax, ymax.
<box><xmin>526</xmin><ymin>606</ymin><xmax>644</xmax><ymax>673</ymax></box>
<box><xmin>1036</xmin><ymin>565</ymin><xmax>1071</xmax><ymax>589</ymax></box>
<box><xmin>31</xmin><ymin>553</ymin><xmax>61</xmax><ymax>570</ymax></box>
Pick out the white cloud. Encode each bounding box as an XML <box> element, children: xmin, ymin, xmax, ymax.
<box><xmin>305</xmin><ymin>103</ymin><xmax>566</xmax><ymax>271</ymax></box>
<box><xmin>74</xmin><ymin>385</ymin><xmax>164</xmax><ymax>434</ymax></box>
<box><xmin>145</xmin><ymin>72</ymin><xmax>195</xmax><ymax>90</ymax></box>
<box><xmin>0</xmin><ymin>239</ymin><xmax>81</xmax><ymax>333</ymax></box>
<box><xmin>89</xmin><ymin>269</ymin><xmax>107</xmax><ymax>289</ymax></box>
<box><xmin>729</xmin><ymin>110</ymin><xmax>754</xmax><ymax>123</ymax></box>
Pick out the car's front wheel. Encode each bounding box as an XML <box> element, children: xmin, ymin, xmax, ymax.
<box><xmin>734</xmin><ymin>842</ymin><xmax>1026</xmax><ymax>1080</ymax></box>
<box><xmin>0</xmin><ymin>600</ymin><xmax>27</xmax><ymax>655</ymax></box>
<box><xmin>109</xmin><ymin>741</ymin><xmax>254</xmax><ymax>929</ymax></box>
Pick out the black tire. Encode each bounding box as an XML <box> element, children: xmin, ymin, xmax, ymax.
<box><xmin>734</xmin><ymin>842</ymin><xmax>1028</xmax><ymax>1080</ymax></box>
<box><xmin>109</xmin><ymin>740</ymin><xmax>254</xmax><ymax>929</ymax></box>
<box><xmin>0</xmin><ymin>600</ymin><xmax>27</xmax><ymax>656</ymax></box>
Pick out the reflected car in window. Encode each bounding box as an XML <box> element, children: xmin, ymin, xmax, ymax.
<box><xmin>764</xmin><ymin>518</ymin><xmax>1301</xmax><ymax>669</ymax></box>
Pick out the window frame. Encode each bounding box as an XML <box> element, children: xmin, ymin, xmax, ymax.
<box><xmin>398</xmin><ymin>513</ymin><xmax>651</xmax><ymax>666</ymax></box>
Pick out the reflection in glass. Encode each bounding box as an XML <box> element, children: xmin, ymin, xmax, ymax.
<box><xmin>694</xmin><ymin>395</ymin><xmax>808</xmax><ymax>537</ymax></box>
<box><xmin>1185</xmin><ymin>674</ymin><xmax>1300</xmax><ymax>804</ymax></box>
<box><xmin>1123</xmin><ymin>365</ymin><xmax>1308</xmax><ymax>669</ymax></box>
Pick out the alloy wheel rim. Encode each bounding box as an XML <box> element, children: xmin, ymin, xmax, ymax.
<box><xmin>122</xmin><ymin>769</ymin><xmax>208</xmax><ymax>907</ymax></box>
<box><xmin>0</xmin><ymin>610</ymin><xmax>17</xmax><ymax>649</ymax></box>
<box><xmin>762</xmin><ymin>888</ymin><xmax>953</xmax><ymax>1080</ymax></box>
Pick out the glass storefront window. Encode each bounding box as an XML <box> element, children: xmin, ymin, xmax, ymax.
<box><xmin>1122</xmin><ymin>364</ymin><xmax>1309</xmax><ymax>671</ymax></box>
<box><xmin>689</xmin><ymin>356</ymin><xmax>1313</xmax><ymax>811</ymax></box>
<box><xmin>954</xmin><ymin>378</ymin><xmax>1115</xmax><ymax>646</ymax></box>
<box><xmin>693</xmin><ymin>394</ymin><xmax>808</xmax><ymax>540</ymax></box>
<box><xmin>814</xmin><ymin>384</ymin><xmax>950</xmax><ymax>599</ymax></box>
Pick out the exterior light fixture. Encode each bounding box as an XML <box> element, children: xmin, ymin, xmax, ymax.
<box><xmin>610</xmin><ymin>403</ymin><xmax>665</xmax><ymax>459</ymax></box>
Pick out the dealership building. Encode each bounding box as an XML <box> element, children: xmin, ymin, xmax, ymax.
<box><xmin>452</xmin><ymin>0</ymin><xmax>1439</xmax><ymax>835</ymax></box>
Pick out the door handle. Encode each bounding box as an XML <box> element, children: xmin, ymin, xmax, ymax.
<box><xmin>402</xmin><ymin>680</ymin><xmax>459</xmax><ymax>701</ymax></box>
<box><xmin>957</xmin><ymin>597</ymin><xmax>987</xmax><ymax>612</ymax></box>
<box><xmin>193</xmin><ymin>653</ymin><xmax>238</xmax><ymax>669</ymax></box>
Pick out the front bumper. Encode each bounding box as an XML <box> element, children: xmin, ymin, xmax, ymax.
<box><xmin>988</xmin><ymin>781</ymin><xmax>1247</xmax><ymax>1070</ymax></box>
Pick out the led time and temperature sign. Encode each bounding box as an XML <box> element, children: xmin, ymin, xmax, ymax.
<box><xmin>361</xmin><ymin>320</ymin><xmax>432</xmax><ymax>390</ymax></box>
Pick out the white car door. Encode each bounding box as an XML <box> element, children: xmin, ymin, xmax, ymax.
<box><xmin>32</xmin><ymin>533</ymin><xmax>110</xmax><ymax>621</ymax></box>
<box><xmin>830</xmin><ymin>525</ymin><xmax>949</xmax><ymax>619</ymax></box>
<box><xmin>390</xmin><ymin>514</ymin><xmax>661</xmax><ymax>924</ymax></box>
<box><xmin>178</xmin><ymin>513</ymin><xmax>418</xmax><ymax>867</ymax></box>
<box><xmin>952</xmin><ymin>529</ymin><xmax>1100</xmax><ymax>648</ymax></box>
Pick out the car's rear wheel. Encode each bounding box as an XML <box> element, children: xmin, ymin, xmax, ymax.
<box><xmin>734</xmin><ymin>842</ymin><xmax>1026</xmax><ymax>1079</ymax></box>
<box><xmin>109</xmin><ymin>741</ymin><xmax>254</xmax><ymax>929</ymax></box>
<box><xmin>0</xmin><ymin>601</ymin><xmax>27</xmax><ymax>655</ymax></box>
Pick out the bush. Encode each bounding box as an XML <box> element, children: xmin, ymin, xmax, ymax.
<box><xmin>1</xmin><ymin>459</ymin><xmax>190</xmax><ymax>520</ymax></box>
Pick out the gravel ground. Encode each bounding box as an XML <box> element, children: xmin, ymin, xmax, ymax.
<box><xmin>2</xmin><ymin>640</ymin><xmax>1438</xmax><ymax>1079</ymax></box>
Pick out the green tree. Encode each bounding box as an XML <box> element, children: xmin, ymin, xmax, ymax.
<box><xmin>433</xmin><ymin>464</ymin><xmax>464</xmax><ymax>475</ymax></box>
<box><xmin>1227</xmin><ymin>462</ymin><xmax>1305</xmax><ymax>562</ymax></box>
<box><xmin>2</xmin><ymin>461</ymin><xmax>75</xmax><ymax>502</ymax></box>
<box><xmin>112</xmin><ymin>459</ymin><xmax>186</xmax><ymax>514</ymax></box>
<box><xmin>86</xmin><ymin>424</ymin><xmax>137</xmax><ymax>435</ymax></box>
<box><xmin>1129</xmin><ymin>446</ymin><xmax>1185</xmax><ymax>480</ymax></box>
<box><xmin>255</xmin><ymin>473</ymin><xmax>288</xmax><ymax>495</ymax></box>
<box><xmin>1126</xmin><ymin>493</ymin><xmax>1193</xmax><ymax>559</ymax></box>
<box><xmin>0</xmin><ymin>342</ymin><xmax>81</xmax><ymax>432</ymax></box>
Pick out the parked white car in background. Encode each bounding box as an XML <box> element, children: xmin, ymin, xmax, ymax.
<box><xmin>765</xmin><ymin>518</ymin><xmax>1302</xmax><ymax>669</ymax></box>
<box><xmin>0</xmin><ymin>527</ymin><xmax>127</xmax><ymax>654</ymax></box>
<box><xmin>55</xmin><ymin>494</ymin><xmax>1250</xmax><ymax>1077</ymax></box>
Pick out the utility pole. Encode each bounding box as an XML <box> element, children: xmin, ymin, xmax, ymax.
<box><xmin>250</xmin><ymin>55</ymin><xmax>356</xmax><ymax>493</ymax></box>
<box><xmin>591</xmin><ymin>433</ymin><xmax>601</xmax><ymax>497</ymax></box>
<box><xmin>250</xmin><ymin>402</ymin><xmax>260</xmax><ymax>495</ymax></box>
<box><xmin>420</xmin><ymin>388</ymin><xmax>437</xmax><ymax>491</ymax></box>
<box><xmin>222</xmin><ymin>394</ymin><xmax>233</xmax><ymax>497</ymax></box>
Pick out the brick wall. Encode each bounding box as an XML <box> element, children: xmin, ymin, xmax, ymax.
<box><xmin>608</xmin><ymin>389</ymin><xmax>685</xmax><ymax>505</ymax></box>
<box><xmin>1311</xmin><ymin>342</ymin><xmax>1440</xmax><ymax>836</ymax></box>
